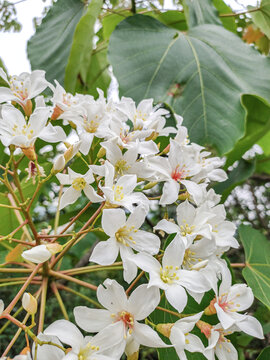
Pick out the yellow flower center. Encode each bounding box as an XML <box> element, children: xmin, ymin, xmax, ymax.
<box><xmin>115</xmin><ymin>159</ymin><xmax>130</xmax><ymax>176</ymax></box>
<box><xmin>72</xmin><ymin>177</ymin><xmax>86</xmax><ymax>191</ymax></box>
<box><xmin>160</xmin><ymin>265</ymin><xmax>179</xmax><ymax>284</ymax></box>
<box><xmin>115</xmin><ymin>225</ymin><xmax>137</xmax><ymax>246</ymax></box>
<box><xmin>113</xmin><ymin>185</ymin><xmax>124</xmax><ymax>201</ymax></box>
<box><xmin>180</xmin><ymin>222</ymin><xmax>195</xmax><ymax>236</ymax></box>
<box><xmin>78</xmin><ymin>342</ymin><xmax>99</xmax><ymax>360</ymax></box>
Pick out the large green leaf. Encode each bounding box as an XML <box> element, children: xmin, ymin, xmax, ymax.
<box><xmin>64</xmin><ymin>0</ymin><xmax>103</xmax><ymax>93</ymax></box>
<box><xmin>239</xmin><ymin>225</ymin><xmax>270</xmax><ymax>309</ymax></box>
<box><xmin>256</xmin><ymin>154</ymin><xmax>270</xmax><ymax>174</ymax></box>
<box><xmin>249</xmin><ymin>0</ymin><xmax>270</xmax><ymax>39</ymax></box>
<box><xmin>214</xmin><ymin>159</ymin><xmax>256</xmax><ymax>202</ymax></box>
<box><xmin>27</xmin><ymin>0</ymin><xmax>84</xmax><ymax>85</ymax></box>
<box><xmin>258</xmin><ymin>130</ymin><xmax>270</xmax><ymax>155</ymax></box>
<box><xmin>226</xmin><ymin>95</ymin><xmax>270</xmax><ymax>167</ymax></box>
<box><xmin>212</xmin><ymin>0</ymin><xmax>237</xmax><ymax>32</ymax></box>
<box><xmin>257</xmin><ymin>346</ymin><xmax>270</xmax><ymax>359</ymax></box>
<box><xmin>182</xmin><ymin>0</ymin><xmax>222</xmax><ymax>28</ymax></box>
<box><xmin>108</xmin><ymin>15</ymin><xmax>270</xmax><ymax>154</ymax></box>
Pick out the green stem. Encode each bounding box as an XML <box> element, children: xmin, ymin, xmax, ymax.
<box><xmin>51</xmin><ymin>282</ymin><xmax>69</xmax><ymax>320</ymax></box>
<box><xmin>56</xmin><ymin>283</ymin><xmax>102</xmax><ymax>308</ymax></box>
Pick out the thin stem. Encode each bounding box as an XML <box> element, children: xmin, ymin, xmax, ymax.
<box><xmin>126</xmin><ymin>271</ymin><xmax>145</xmax><ymax>295</ymax></box>
<box><xmin>38</xmin><ymin>277</ymin><xmax>48</xmax><ymax>333</ymax></box>
<box><xmin>219</xmin><ymin>7</ymin><xmax>261</xmax><ymax>17</ymax></box>
<box><xmin>156</xmin><ymin>306</ymin><xmax>189</xmax><ymax>318</ymax></box>
<box><xmin>56</xmin><ymin>283</ymin><xmax>102</xmax><ymax>308</ymax></box>
<box><xmin>62</xmin><ymin>262</ymin><xmax>123</xmax><ymax>275</ymax></box>
<box><xmin>54</xmin><ymin>184</ymin><xmax>63</xmax><ymax>235</ymax></box>
<box><xmin>3</xmin><ymin>263</ymin><xmax>43</xmax><ymax>315</ymax></box>
<box><xmin>230</xmin><ymin>263</ymin><xmax>246</xmax><ymax>268</ymax></box>
<box><xmin>51</xmin><ymin>282</ymin><xmax>69</xmax><ymax>320</ymax></box>
<box><xmin>49</xmin><ymin>270</ymin><xmax>97</xmax><ymax>291</ymax></box>
<box><xmin>50</xmin><ymin>202</ymin><xmax>104</xmax><ymax>268</ymax></box>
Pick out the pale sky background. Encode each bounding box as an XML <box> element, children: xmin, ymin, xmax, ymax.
<box><xmin>1</xmin><ymin>0</ymin><xmax>259</xmax><ymax>75</ymax></box>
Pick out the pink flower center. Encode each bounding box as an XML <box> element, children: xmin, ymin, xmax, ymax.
<box><xmin>171</xmin><ymin>165</ymin><xmax>185</xmax><ymax>182</ymax></box>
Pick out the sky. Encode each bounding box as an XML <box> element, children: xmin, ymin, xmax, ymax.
<box><xmin>1</xmin><ymin>0</ymin><xmax>259</xmax><ymax>75</ymax></box>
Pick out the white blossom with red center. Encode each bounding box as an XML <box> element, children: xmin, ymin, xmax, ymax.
<box><xmin>74</xmin><ymin>279</ymin><xmax>167</xmax><ymax>357</ymax></box>
<box><xmin>211</xmin><ymin>282</ymin><xmax>264</xmax><ymax>339</ymax></box>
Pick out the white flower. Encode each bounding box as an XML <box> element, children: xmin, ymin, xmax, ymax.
<box><xmin>169</xmin><ymin>312</ymin><xmax>205</xmax><ymax>360</ymax></box>
<box><xmin>130</xmin><ymin>237</ymin><xmax>210</xmax><ymax>312</ymax></box>
<box><xmin>56</xmin><ymin>167</ymin><xmax>103</xmax><ymax>210</ymax></box>
<box><xmin>213</xmin><ymin>283</ymin><xmax>263</xmax><ymax>338</ymax></box>
<box><xmin>154</xmin><ymin>200</ymin><xmax>214</xmax><ymax>246</ymax></box>
<box><xmin>204</xmin><ymin>324</ymin><xmax>238</xmax><ymax>360</ymax></box>
<box><xmin>0</xmin><ymin>69</ymin><xmax>50</xmax><ymax>113</ymax></box>
<box><xmin>100</xmin><ymin>139</ymin><xmax>156</xmax><ymax>180</ymax></box>
<box><xmin>44</xmin><ymin>320</ymin><xmax>122</xmax><ymax>360</ymax></box>
<box><xmin>22</xmin><ymin>243</ymin><xmax>62</xmax><ymax>264</ymax></box>
<box><xmin>74</xmin><ymin>279</ymin><xmax>167</xmax><ymax>354</ymax></box>
<box><xmin>99</xmin><ymin>161</ymin><xmax>149</xmax><ymax>213</ymax></box>
<box><xmin>90</xmin><ymin>206</ymin><xmax>160</xmax><ymax>283</ymax></box>
<box><xmin>148</xmin><ymin>140</ymin><xmax>204</xmax><ymax>205</ymax></box>
<box><xmin>0</xmin><ymin>104</ymin><xmax>66</xmax><ymax>148</ymax></box>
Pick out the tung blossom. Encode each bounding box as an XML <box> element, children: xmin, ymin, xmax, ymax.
<box><xmin>0</xmin><ymin>69</ymin><xmax>51</xmax><ymax>115</ymax></box>
<box><xmin>56</xmin><ymin>167</ymin><xmax>104</xmax><ymax>209</ymax></box>
<box><xmin>90</xmin><ymin>206</ymin><xmax>160</xmax><ymax>282</ymax></box>
<box><xmin>45</xmin><ymin>320</ymin><xmax>122</xmax><ymax>360</ymax></box>
<box><xmin>131</xmin><ymin>237</ymin><xmax>210</xmax><ymax>312</ymax></box>
<box><xmin>74</xmin><ymin>279</ymin><xmax>167</xmax><ymax>356</ymax></box>
<box><xmin>0</xmin><ymin>105</ymin><xmax>66</xmax><ymax>152</ymax></box>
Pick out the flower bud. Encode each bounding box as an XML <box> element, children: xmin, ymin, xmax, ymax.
<box><xmin>64</xmin><ymin>141</ymin><xmax>81</xmax><ymax>162</ymax></box>
<box><xmin>127</xmin><ymin>352</ymin><xmax>139</xmax><ymax>360</ymax></box>
<box><xmin>23</xmin><ymin>99</ymin><xmax>33</xmax><ymax>117</ymax></box>
<box><xmin>178</xmin><ymin>192</ymin><xmax>189</xmax><ymax>201</ymax></box>
<box><xmin>196</xmin><ymin>320</ymin><xmax>212</xmax><ymax>339</ymax></box>
<box><xmin>143</xmin><ymin>181</ymin><xmax>158</xmax><ymax>190</ymax></box>
<box><xmin>51</xmin><ymin>105</ymin><xmax>64</xmax><ymax>120</ymax></box>
<box><xmin>97</xmin><ymin>147</ymin><xmax>106</xmax><ymax>159</ymax></box>
<box><xmin>53</xmin><ymin>155</ymin><xmax>65</xmax><ymax>173</ymax></box>
<box><xmin>156</xmin><ymin>323</ymin><xmax>174</xmax><ymax>338</ymax></box>
<box><xmin>0</xmin><ymin>299</ymin><xmax>4</xmax><ymax>315</ymax></box>
<box><xmin>204</xmin><ymin>298</ymin><xmax>217</xmax><ymax>315</ymax></box>
<box><xmin>22</xmin><ymin>293</ymin><xmax>37</xmax><ymax>315</ymax></box>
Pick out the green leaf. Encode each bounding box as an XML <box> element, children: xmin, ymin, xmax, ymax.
<box><xmin>64</xmin><ymin>0</ymin><xmax>103</xmax><ymax>93</ymax></box>
<box><xmin>249</xmin><ymin>0</ymin><xmax>270</xmax><ymax>39</ymax></box>
<box><xmin>256</xmin><ymin>154</ymin><xmax>270</xmax><ymax>174</ymax></box>
<box><xmin>212</xmin><ymin>0</ymin><xmax>237</xmax><ymax>32</ymax></box>
<box><xmin>27</xmin><ymin>0</ymin><xmax>84</xmax><ymax>85</ymax></box>
<box><xmin>257</xmin><ymin>346</ymin><xmax>270</xmax><ymax>359</ymax></box>
<box><xmin>239</xmin><ymin>225</ymin><xmax>270</xmax><ymax>309</ymax></box>
<box><xmin>214</xmin><ymin>159</ymin><xmax>256</xmax><ymax>202</ymax></box>
<box><xmin>226</xmin><ymin>95</ymin><xmax>270</xmax><ymax>168</ymax></box>
<box><xmin>108</xmin><ymin>15</ymin><xmax>270</xmax><ymax>154</ymax></box>
<box><xmin>258</xmin><ymin>130</ymin><xmax>270</xmax><ymax>155</ymax></box>
<box><xmin>182</xmin><ymin>0</ymin><xmax>222</xmax><ymax>28</ymax></box>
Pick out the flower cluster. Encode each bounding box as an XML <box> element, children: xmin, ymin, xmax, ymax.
<box><xmin>0</xmin><ymin>69</ymin><xmax>263</xmax><ymax>360</ymax></box>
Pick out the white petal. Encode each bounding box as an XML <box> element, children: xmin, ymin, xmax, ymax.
<box><xmin>154</xmin><ymin>219</ymin><xmax>179</xmax><ymax>234</ymax></box>
<box><xmin>22</xmin><ymin>245</ymin><xmax>51</xmax><ymax>264</ymax></box>
<box><xmin>162</xmin><ymin>237</ymin><xmax>185</xmax><ymax>268</ymax></box>
<box><xmin>215</xmin><ymin>341</ymin><xmax>238</xmax><ymax>360</ymax></box>
<box><xmin>90</xmin><ymin>238</ymin><xmax>119</xmax><ymax>265</ymax></box>
<box><xmin>185</xmin><ymin>333</ymin><xmax>205</xmax><ymax>353</ymax></box>
<box><xmin>160</xmin><ymin>180</ymin><xmax>179</xmax><ymax>205</ymax></box>
<box><xmin>128</xmin><ymin>284</ymin><xmax>160</xmax><ymax>320</ymax></box>
<box><xmin>236</xmin><ymin>315</ymin><xmax>264</xmax><ymax>339</ymax></box>
<box><xmin>125</xmin><ymin>205</ymin><xmax>147</xmax><ymax>229</ymax></box>
<box><xmin>0</xmin><ymin>299</ymin><xmax>4</xmax><ymax>315</ymax></box>
<box><xmin>97</xmin><ymin>279</ymin><xmax>128</xmax><ymax>312</ymax></box>
<box><xmin>120</xmin><ymin>245</ymin><xmax>138</xmax><ymax>283</ymax></box>
<box><xmin>165</xmin><ymin>285</ymin><xmax>187</xmax><ymax>313</ymax></box>
<box><xmin>130</xmin><ymin>252</ymin><xmax>161</xmax><ymax>274</ymax></box>
<box><xmin>102</xmin><ymin>208</ymin><xmax>126</xmax><ymax>236</ymax></box>
<box><xmin>74</xmin><ymin>306</ymin><xmax>112</xmax><ymax>332</ymax></box>
<box><xmin>131</xmin><ymin>230</ymin><xmax>160</xmax><ymax>255</ymax></box>
<box><xmin>83</xmin><ymin>184</ymin><xmax>104</xmax><ymax>203</ymax></box>
<box><xmin>214</xmin><ymin>303</ymin><xmax>235</xmax><ymax>330</ymax></box>
<box><xmin>133</xmin><ymin>321</ymin><xmax>168</xmax><ymax>348</ymax></box>
<box><xmin>44</xmin><ymin>320</ymin><xmax>83</xmax><ymax>350</ymax></box>
<box><xmin>33</xmin><ymin>333</ymin><xmax>65</xmax><ymax>360</ymax></box>
<box><xmin>60</xmin><ymin>186</ymin><xmax>80</xmax><ymax>209</ymax></box>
